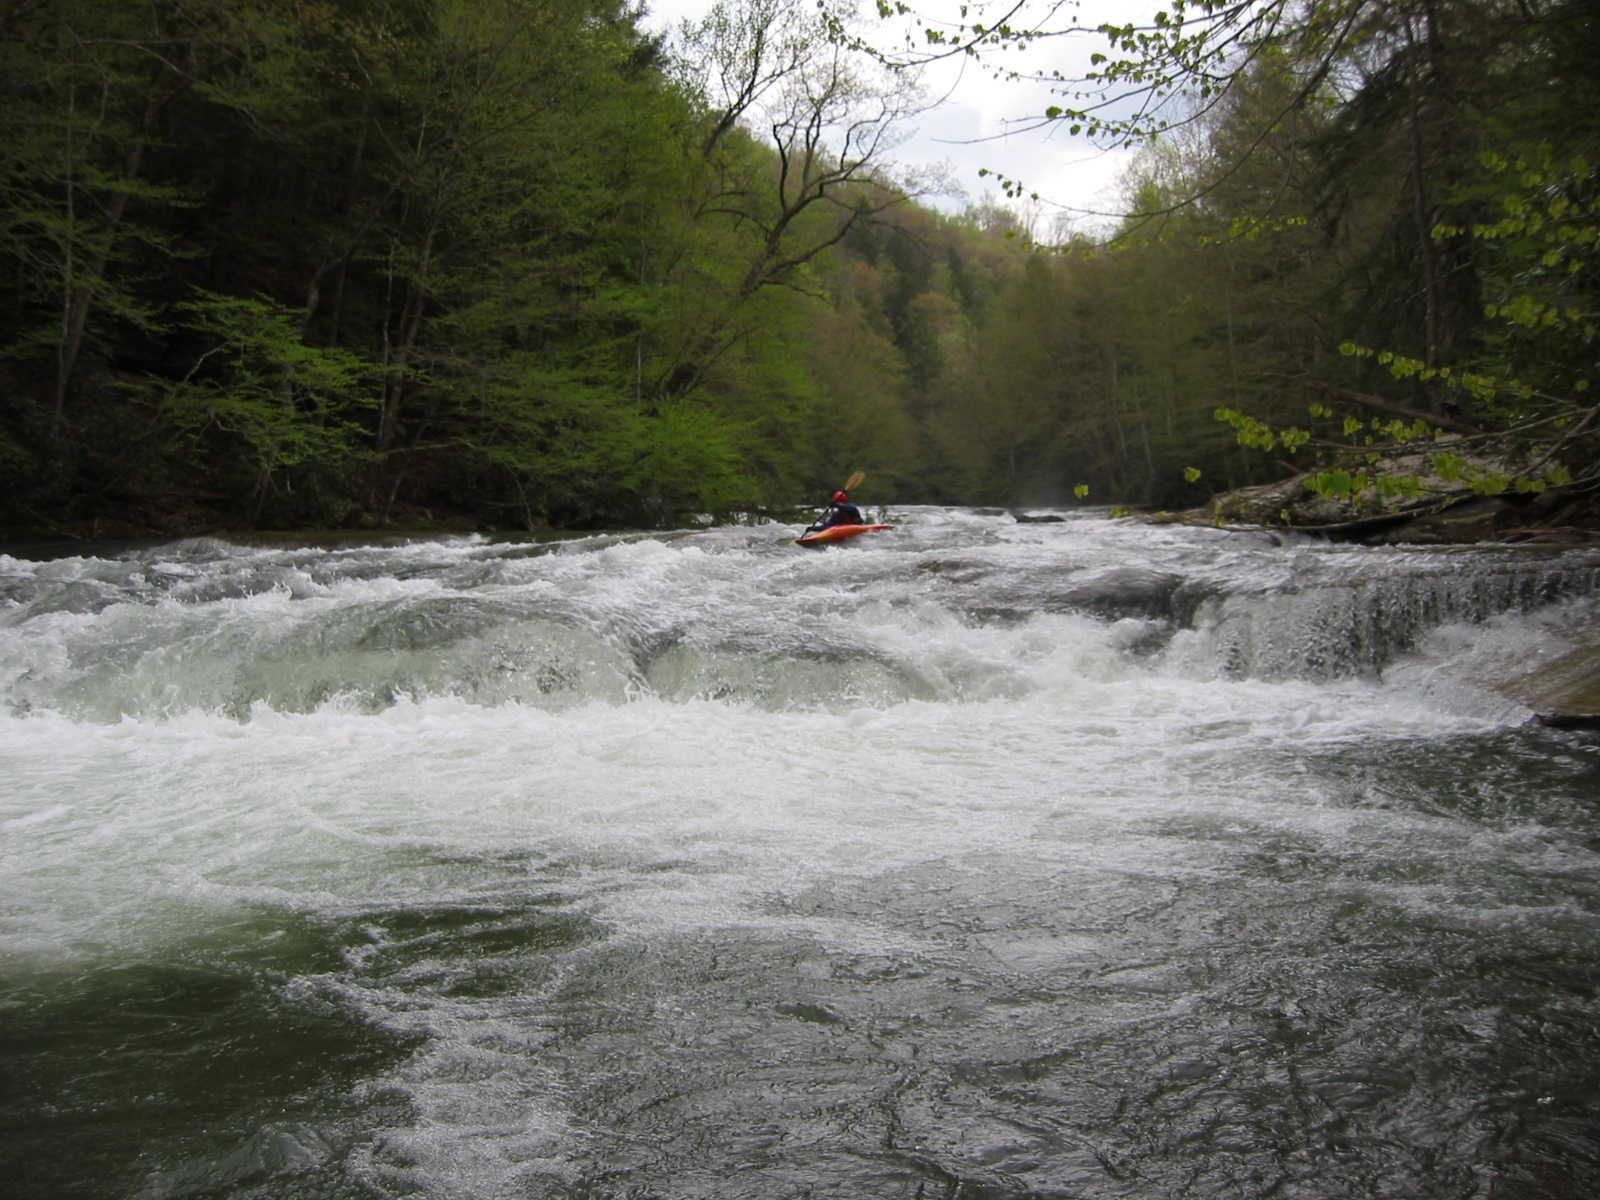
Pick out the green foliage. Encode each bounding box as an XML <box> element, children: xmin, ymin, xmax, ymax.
<box><xmin>623</xmin><ymin>403</ymin><xmax>762</xmax><ymax>515</ymax></box>
<box><xmin>1337</xmin><ymin>342</ymin><xmax>1505</xmax><ymax>406</ymax></box>
<box><xmin>0</xmin><ymin>0</ymin><xmax>194</xmax><ymax>426</ymax></box>
<box><xmin>4</xmin><ymin>0</ymin><xmax>1597</xmax><ymax>535</ymax></box>
<box><xmin>842</xmin><ymin>0</ymin><xmax>1600</xmax><ymax>523</ymax></box>
<box><xmin>1308</xmin><ymin>469</ymin><xmax>1368</xmax><ymax>502</ymax></box>
<box><xmin>152</xmin><ymin>292</ymin><xmax>379</xmax><ymax>476</ymax></box>
<box><xmin>1448</xmin><ymin>148</ymin><xmax>1599</xmax><ymax>408</ymax></box>
<box><xmin>1215</xmin><ymin>409</ymin><xmax>1311</xmax><ymax>455</ymax></box>
<box><xmin>1210</xmin><ymin>394</ymin><xmax>1579</xmax><ymax>515</ymax></box>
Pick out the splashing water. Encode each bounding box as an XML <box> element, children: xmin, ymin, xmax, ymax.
<box><xmin>4</xmin><ymin>509</ymin><xmax>1600</xmax><ymax>1199</ymax></box>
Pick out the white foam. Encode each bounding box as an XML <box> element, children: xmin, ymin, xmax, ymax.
<box><xmin>4</xmin><ymin>520</ymin><xmax>1596</xmax><ymax>1169</ymax></box>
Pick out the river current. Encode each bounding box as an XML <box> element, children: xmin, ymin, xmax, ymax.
<box><xmin>4</xmin><ymin>507</ymin><xmax>1600</xmax><ymax>1199</ymax></box>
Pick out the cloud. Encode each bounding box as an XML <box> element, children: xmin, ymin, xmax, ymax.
<box><xmin>900</xmin><ymin>71</ymin><xmax>1138</xmax><ymax>234</ymax></box>
<box><xmin>642</xmin><ymin>0</ymin><xmax>1151</xmax><ymax>237</ymax></box>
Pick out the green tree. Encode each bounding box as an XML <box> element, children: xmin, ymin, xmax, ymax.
<box><xmin>869</xmin><ymin>0</ymin><xmax>1599</xmax><ymax>514</ymax></box>
<box><xmin>663</xmin><ymin>0</ymin><xmax>933</xmax><ymax>402</ymax></box>
<box><xmin>149</xmin><ymin>291</ymin><xmax>379</xmax><ymax>517</ymax></box>
<box><xmin>0</xmin><ymin>0</ymin><xmax>193</xmax><ymax>442</ymax></box>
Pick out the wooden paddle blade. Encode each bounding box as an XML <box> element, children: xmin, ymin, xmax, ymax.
<box><xmin>843</xmin><ymin>470</ymin><xmax>865</xmax><ymax>491</ymax></box>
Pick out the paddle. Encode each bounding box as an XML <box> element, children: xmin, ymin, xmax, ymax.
<box><xmin>801</xmin><ymin>471</ymin><xmax>866</xmax><ymax>536</ymax></box>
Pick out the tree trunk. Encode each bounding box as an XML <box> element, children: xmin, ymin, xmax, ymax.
<box><xmin>379</xmin><ymin>286</ymin><xmax>428</xmax><ymax>454</ymax></box>
<box><xmin>51</xmin><ymin>90</ymin><xmax>157</xmax><ymax>441</ymax></box>
<box><xmin>378</xmin><ymin>225</ymin><xmax>435</xmax><ymax>456</ymax></box>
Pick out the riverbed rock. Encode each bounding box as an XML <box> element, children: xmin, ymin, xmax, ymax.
<box><xmin>1496</xmin><ymin>644</ymin><xmax>1600</xmax><ymax>730</ymax></box>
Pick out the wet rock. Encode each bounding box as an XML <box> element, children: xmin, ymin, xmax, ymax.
<box><xmin>1364</xmin><ymin>496</ymin><xmax>1522</xmax><ymax>545</ymax></box>
<box><xmin>1046</xmin><ymin>566</ymin><xmax>1188</xmax><ymax>622</ymax></box>
<box><xmin>1497</xmin><ymin>644</ymin><xmax>1600</xmax><ymax>730</ymax></box>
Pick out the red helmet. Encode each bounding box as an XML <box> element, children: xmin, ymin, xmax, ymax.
<box><xmin>833</xmin><ymin>490</ymin><xmax>848</xmax><ymax>502</ymax></box>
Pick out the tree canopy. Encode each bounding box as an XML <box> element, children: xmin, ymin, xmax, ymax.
<box><xmin>2</xmin><ymin>0</ymin><xmax>1595</xmax><ymax>536</ymax></box>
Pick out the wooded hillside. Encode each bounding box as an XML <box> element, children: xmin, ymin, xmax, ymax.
<box><xmin>3</xmin><ymin>0</ymin><xmax>1595</xmax><ymax>535</ymax></box>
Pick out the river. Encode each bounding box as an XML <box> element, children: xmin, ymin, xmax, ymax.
<box><xmin>4</xmin><ymin>507</ymin><xmax>1600</xmax><ymax>1199</ymax></box>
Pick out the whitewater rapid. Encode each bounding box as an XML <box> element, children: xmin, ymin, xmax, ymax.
<box><xmin>4</xmin><ymin>509</ymin><xmax>1600</xmax><ymax>1199</ymax></box>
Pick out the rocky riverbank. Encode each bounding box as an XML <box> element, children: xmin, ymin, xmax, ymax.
<box><xmin>1156</xmin><ymin>475</ymin><xmax>1600</xmax><ymax>547</ymax></box>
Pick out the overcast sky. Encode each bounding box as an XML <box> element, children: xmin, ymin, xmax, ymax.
<box><xmin>639</xmin><ymin>0</ymin><xmax>1151</xmax><ymax>237</ymax></box>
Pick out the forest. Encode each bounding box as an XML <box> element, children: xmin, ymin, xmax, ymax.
<box><xmin>1</xmin><ymin>0</ymin><xmax>1596</xmax><ymax>535</ymax></box>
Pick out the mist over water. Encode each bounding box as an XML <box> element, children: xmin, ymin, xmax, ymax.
<box><xmin>4</xmin><ymin>508</ymin><xmax>1600</xmax><ymax>1198</ymax></box>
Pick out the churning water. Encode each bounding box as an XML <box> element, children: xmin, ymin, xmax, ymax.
<box><xmin>4</xmin><ymin>507</ymin><xmax>1600</xmax><ymax>1199</ymax></box>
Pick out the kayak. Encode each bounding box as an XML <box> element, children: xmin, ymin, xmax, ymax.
<box><xmin>793</xmin><ymin>523</ymin><xmax>893</xmax><ymax>548</ymax></box>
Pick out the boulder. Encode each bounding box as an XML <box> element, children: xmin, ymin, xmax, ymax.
<box><xmin>1496</xmin><ymin>644</ymin><xmax>1600</xmax><ymax>730</ymax></box>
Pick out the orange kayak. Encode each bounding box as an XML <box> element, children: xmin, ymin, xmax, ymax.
<box><xmin>793</xmin><ymin>523</ymin><xmax>893</xmax><ymax>547</ymax></box>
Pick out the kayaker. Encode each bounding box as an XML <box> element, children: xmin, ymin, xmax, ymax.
<box><xmin>814</xmin><ymin>490</ymin><xmax>863</xmax><ymax>531</ymax></box>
